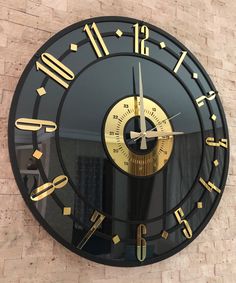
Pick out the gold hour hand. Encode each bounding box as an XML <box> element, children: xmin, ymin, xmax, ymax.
<box><xmin>130</xmin><ymin>131</ymin><xmax>184</xmax><ymax>140</ymax></box>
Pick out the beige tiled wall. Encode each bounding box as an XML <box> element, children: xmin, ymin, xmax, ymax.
<box><xmin>0</xmin><ymin>0</ymin><xmax>235</xmax><ymax>282</ymax></box>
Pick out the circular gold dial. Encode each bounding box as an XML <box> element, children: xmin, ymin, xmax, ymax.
<box><xmin>103</xmin><ymin>96</ymin><xmax>173</xmax><ymax>177</ymax></box>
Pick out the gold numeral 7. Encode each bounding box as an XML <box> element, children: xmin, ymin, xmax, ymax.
<box><xmin>174</xmin><ymin>207</ymin><xmax>192</xmax><ymax>239</ymax></box>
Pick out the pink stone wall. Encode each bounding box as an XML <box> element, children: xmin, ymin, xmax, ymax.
<box><xmin>0</xmin><ymin>0</ymin><xmax>235</xmax><ymax>282</ymax></box>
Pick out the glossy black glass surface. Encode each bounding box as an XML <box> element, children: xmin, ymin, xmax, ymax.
<box><xmin>8</xmin><ymin>16</ymin><xmax>229</xmax><ymax>266</ymax></box>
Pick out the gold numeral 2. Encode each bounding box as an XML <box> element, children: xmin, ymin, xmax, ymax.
<box><xmin>133</xmin><ymin>23</ymin><xmax>149</xmax><ymax>56</ymax></box>
<box><xmin>173</xmin><ymin>51</ymin><xmax>187</xmax><ymax>73</ymax></box>
<box><xmin>78</xmin><ymin>210</ymin><xmax>105</xmax><ymax>249</ymax></box>
<box><xmin>196</xmin><ymin>91</ymin><xmax>216</xmax><ymax>107</ymax></box>
<box><xmin>206</xmin><ymin>137</ymin><xmax>228</xmax><ymax>148</ymax></box>
<box><xmin>84</xmin><ymin>22</ymin><xmax>109</xmax><ymax>58</ymax></box>
<box><xmin>136</xmin><ymin>224</ymin><xmax>147</xmax><ymax>262</ymax></box>
<box><xmin>36</xmin><ymin>53</ymin><xmax>75</xmax><ymax>89</ymax></box>
<box><xmin>174</xmin><ymin>208</ymin><xmax>192</xmax><ymax>239</ymax></box>
<box><xmin>15</xmin><ymin>118</ymin><xmax>57</xmax><ymax>133</ymax></box>
<box><xmin>30</xmin><ymin>175</ymin><xmax>68</xmax><ymax>201</ymax></box>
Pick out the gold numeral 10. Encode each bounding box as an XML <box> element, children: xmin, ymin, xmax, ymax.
<box><xmin>133</xmin><ymin>23</ymin><xmax>149</xmax><ymax>56</ymax></box>
<box><xmin>174</xmin><ymin>208</ymin><xmax>192</xmax><ymax>239</ymax></box>
<box><xmin>84</xmin><ymin>22</ymin><xmax>109</xmax><ymax>58</ymax></box>
<box><xmin>136</xmin><ymin>224</ymin><xmax>147</xmax><ymax>262</ymax></box>
<box><xmin>30</xmin><ymin>175</ymin><xmax>68</xmax><ymax>201</ymax></box>
<box><xmin>78</xmin><ymin>210</ymin><xmax>105</xmax><ymax>249</ymax></box>
<box><xmin>36</xmin><ymin>53</ymin><xmax>75</xmax><ymax>89</ymax></box>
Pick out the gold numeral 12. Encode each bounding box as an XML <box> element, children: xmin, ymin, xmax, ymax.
<box><xmin>36</xmin><ymin>53</ymin><xmax>75</xmax><ymax>89</ymax></box>
<box><xmin>133</xmin><ymin>23</ymin><xmax>149</xmax><ymax>56</ymax></box>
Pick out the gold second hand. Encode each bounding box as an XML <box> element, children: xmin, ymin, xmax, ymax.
<box><xmin>133</xmin><ymin>112</ymin><xmax>181</xmax><ymax>141</ymax></box>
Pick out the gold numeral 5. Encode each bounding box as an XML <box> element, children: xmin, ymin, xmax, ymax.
<box><xmin>136</xmin><ymin>224</ymin><xmax>147</xmax><ymax>262</ymax></box>
<box><xmin>174</xmin><ymin>208</ymin><xmax>192</xmax><ymax>239</ymax></box>
<box><xmin>36</xmin><ymin>53</ymin><xmax>75</xmax><ymax>88</ymax></box>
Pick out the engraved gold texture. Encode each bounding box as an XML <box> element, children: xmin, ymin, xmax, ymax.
<box><xmin>136</xmin><ymin>224</ymin><xmax>147</xmax><ymax>262</ymax></box>
<box><xmin>174</xmin><ymin>207</ymin><xmax>192</xmax><ymax>239</ymax></box>
<box><xmin>30</xmin><ymin>175</ymin><xmax>68</xmax><ymax>201</ymax></box>
<box><xmin>32</xmin><ymin>149</ymin><xmax>43</xmax><ymax>159</ymax></box>
<box><xmin>15</xmin><ymin>118</ymin><xmax>57</xmax><ymax>133</ymax></box>
<box><xmin>104</xmin><ymin>97</ymin><xmax>173</xmax><ymax>177</ymax></box>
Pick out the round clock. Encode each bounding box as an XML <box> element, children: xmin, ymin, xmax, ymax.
<box><xmin>8</xmin><ymin>16</ymin><xmax>229</xmax><ymax>266</ymax></box>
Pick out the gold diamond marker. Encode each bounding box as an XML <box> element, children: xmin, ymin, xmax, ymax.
<box><xmin>36</xmin><ymin>87</ymin><xmax>46</xmax><ymax>96</ymax></box>
<box><xmin>112</xmin><ymin>235</ymin><xmax>120</xmax><ymax>244</ymax></box>
<box><xmin>70</xmin><ymin>43</ymin><xmax>78</xmax><ymax>52</ymax></box>
<box><xmin>160</xmin><ymin>42</ymin><xmax>166</xmax><ymax>49</ymax></box>
<box><xmin>63</xmin><ymin>207</ymin><xmax>71</xmax><ymax>215</ymax></box>
<box><xmin>192</xmin><ymin>73</ymin><xmax>198</xmax><ymax>79</ymax></box>
<box><xmin>116</xmin><ymin>29</ymin><xmax>123</xmax><ymax>37</ymax></box>
<box><xmin>211</xmin><ymin>114</ymin><xmax>217</xmax><ymax>121</ymax></box>
<box><xmin>32</xmin><ymin>149</ymin><xmax>43</xmax><ymax>160</ymax></box>
<box><xmin>197</xmin><ymin>202</ymin><xmax>203</xmax><ymax>209</ymax></box>
<box><xmin>213</xmin><ymin>159</ymin><xmax>219</xmax><ymax>167</ymax></box>
<box><xmin>161</xmin><ymin>230</ymin><xmax>169</xmax><ymax>240</ymax></box>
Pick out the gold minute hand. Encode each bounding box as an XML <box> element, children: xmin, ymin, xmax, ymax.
<box><xmin>130</xmin><ymin>131</ymin><xmax>184</xmax><ymax>139</ymax></box>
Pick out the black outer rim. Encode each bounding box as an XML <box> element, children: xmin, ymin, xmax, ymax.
<box><xmin>8</xmin><ymin>16</ymin><xmax>230</xmax><ymax>267</ymax></box>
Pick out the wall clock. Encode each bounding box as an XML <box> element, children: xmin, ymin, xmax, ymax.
<box><xmin>8</xmin><ymin>16</ymin><xmax>229</xmax><ymax>266</ymax></box>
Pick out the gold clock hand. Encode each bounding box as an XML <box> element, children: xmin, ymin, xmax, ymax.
<box><xmin>130</xmin><ymin>131</ymin><xmax>184</xmax><ymax>140</ymax></box>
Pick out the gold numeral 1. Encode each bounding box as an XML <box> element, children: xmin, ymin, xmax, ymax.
<box><xmin>36</xmin><ymin>53</ymin><xmax>75</xmax><ymax>89</ymax></box>
<box><xmin>78</xmin><ymin>210</ymin><xmax>105</xmax><ymax>249</ymax></box>
<box><xmin>173</xmin><ymin>51</ymin><xmax>187</xmax><ymax>73</ymax></box>
<box><xmin>84</xmin><ymin>22</ymin><xmax>109</xmax><ymax>58</ymax></box>
<box><xmin>15</xmin><ymin>118</ymin><xmax>57</xmax><ymax>133</ymax></box>
<box><xmin>199</xmin><ymin>177</ymin><xmax>221</xmax><ymax>194</ymax></box>
<box><xmin>196</xmin><ymin>91</ymin><xmax>216</xmax><ymax>107</ymax></box>
<box><xmin>136</xmin><ymin>224</ymin><xmax>147</xmax><ymax>262</ymax></box>
<box><xmin>174</xmin><ymin>208</ymin><xmax>192</xmax><ymax>239</ymax></box>
<box><xmin>133</xmin><ymin>23</ymin><xmax>149</xmax><ymax>56</ymax></box>
<box><xmin>30</xmin><ymin>175</ymin><xmax>68</xmax><ymax>201</ymax></box>
<box><xmin>206</xmin><ymin>137</ymin><xmax>228</xmax><ymax>148</ymax></box>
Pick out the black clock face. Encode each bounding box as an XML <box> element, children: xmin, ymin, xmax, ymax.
<box><xmin>8</xmin><ymin>16</ymin><xmax>229</xmax><ymax>266</ymax></box>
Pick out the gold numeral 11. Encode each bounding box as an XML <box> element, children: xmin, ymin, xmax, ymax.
<box><xmin>133</xmin><ymin>23</ymin><xmax>149</xmax><ymax>56</ymax></box>
<box><xmin>36</xmin><ymin>53</ymin><xmax>75</xmax><ymax>89</ymax></box>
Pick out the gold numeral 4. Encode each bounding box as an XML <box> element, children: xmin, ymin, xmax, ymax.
<box><xmin>133</xmin><ymin>23</ymin><xmax>149</xmax><ymax>56</ymax></box>
<box><xmin>136</xmin><ymin>224</ymin><xmax>147</xmax><ymax>262</ymax></box>
<box><xmin>174</xmin><ymin>207</ymin><xmax>192</xmax><ymax>239</ymax></box>
<box><xmin>84</xmin><ymin>22</ymin><xmax>109</xmax><ymax>58</ymax></box>
<box><xmin>199</xmin><ymin>177</ymin><xmax>221</xmax><ymax>194</ymax></box>
<box><xmin>78</xmin><ymin>210</ymin><xmax>105</xmax><ymax>249</ymax></box>
<box><xmin>36</xmin><ymin>53</ymin><xmax>75</xmax><ymax>89</ymax></box>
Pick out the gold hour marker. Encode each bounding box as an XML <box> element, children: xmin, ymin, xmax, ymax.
<box><xmin>192</xmin><ymin>73</ymin><xmax>198</xmax><ymax>79</ymax></box>
<box><xmin>196</xmin><ymin>91</ymin><xmax>216</xmax><ymax>107</ymax></box>
<box><xmin>70</xmin><ymin>43</ymin><xmax>78</xmax><ymax>52</ymax></box>
<box><xmin>159</xmin><ymin>41</ymin><xmax>166</xmax><ymax>49</ymax></box>
<box><xmin>116</xmin><ymin>29</ymin><xmax>123</xmax><ymax>37</ymax></box>
<box><xmin>161</xmin><ymin>230</ymin><xmax>169</xmax><ymax>240</ymax></box>
<box><xmin>213</xmin><ymin>159</ymin><xmax>219</xmax><ymax>167</ymax></box>
<box><xmin>36</xmin><ymin>87</ymin><xmax>46</xmax><ymax>96</ymax></box>
<box><xmin>30</xmin><ymin>175</ymin><xmax>68</xmax><ymax>201</ymax></box>
<box><xmin>36</xmin><ymin>53</ymin><xmax>75</xmax><ymax>89</ymax></box>
<box><xmin>63</xmin><ymin>207</ymin><xmax>71</xmax><ymax>215</ymax></box>
<box><xmin>78</xmin><ymin>210</ymin><xmax>105</xmax><ymax>249</ymax></box>
<box><xmin>197</xmin><ymin>202</ymin><xmax>203</xmax><ymax>209</ymax></box>
<box><xmin>84</xmin><ymin>23</ymin><xmax>109</xmax><ymax>58</ymax></box>
<box><xmin>211</xmin><ymin>114</ymin><xmax>217</xmax><ymax>121</ymax></box>
<box><xmin>136</xmin><ymin>224</ymin><xmax>147</xmax><ymax>262</ymax></box>
<box><xmin>33</xmin><ymin>149</ymin><xmax>43</xmax><ymax>160</ymax></box>
<box><xmin>112</xmin><ymin>235</ymin><xmax>121</xmax><ymax>244</ymax></box>
<box><xmin>133</xmin><ymin>23</ymin><xmax>149</xmax><ymax>56</ymax></box>
<box><xmin>173</xmin><ymin>51</ymin><xmax>187</xmax><ymax>73</ymax></box>
<box><xmin>206</xmin><ymin>137</ymin><xmax>228</xmax><ymax>148</ymax></box>
<box><xmin>15</xmin><ymin>118</ymin><xmax>57</xmax><ymax>133</ymax></box>
<box><xmin>174</xmin><ymin>207</ymin><xmax>192</xmax><ymax>239</ymax></box>
<box><xmin>199</xmin><ymin>177</ymin><xmax>221</xmax><ymax>194</ymax></box>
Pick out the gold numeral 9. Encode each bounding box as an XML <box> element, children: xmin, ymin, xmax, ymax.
<box><xmin>36</xmin><ymin>53</ymin><xmax>75</xmax><ymax>88</ymax></box>
<box><xmin>136</xmin><ymin>224</ymin><xmax>147</xmax><ymax>262</ymax></box>
<box><xmin>30</xmin><ymin>175</ymin><xmax>68</xmax><ymax>201</ymax></box>
<box><xmin>174</xmin><ymin>208</ymin><xmax>192</xmax><ymax>239</ymax></box>
<box><xmin>133</xmin><ymin>23</ymin><xmax>149</xmax><ymax>56</ymax></box>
